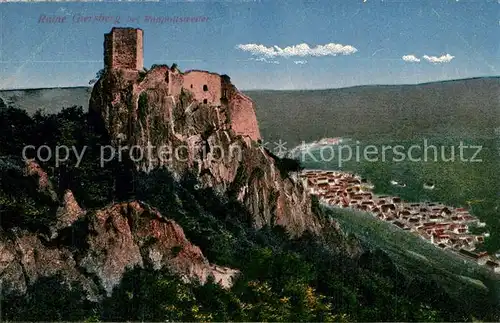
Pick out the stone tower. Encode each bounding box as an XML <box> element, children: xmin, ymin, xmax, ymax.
<box><xmin>104</xmin><ymin>27</ymin><xmax>144</xmax><ymax>70</ymax></box>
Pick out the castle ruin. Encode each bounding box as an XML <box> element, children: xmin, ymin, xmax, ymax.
<box><xmin>102</xmin><ymin>27</ymin><xmax>261</xmax><ymax>142</ymax></box>
<box><xmin>104</xmin><ymin>27</ymin><xmax>144</xmax><ymax>70</ymax></box>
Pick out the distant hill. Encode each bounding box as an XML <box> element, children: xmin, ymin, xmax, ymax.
<box><xmin>1</xmin><ymin>77</ymin><xmax>499</xmax><ymax>147</ymax></box>
<box><xmin>247</xmin><ymin>77</ymin><xmax>500</xmax><ymax>146</ymax></box>
<box><xmin>0</xmin><ymin>87</ymin><xmax>92</xmax><ymax>115</ymax></box>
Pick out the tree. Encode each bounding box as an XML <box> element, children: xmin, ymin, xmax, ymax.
<box><xmin>89</xmin><ymin>68</ymin><xmax>106</xmax><ymax>85</ymax></box>
<box><xmin>2</xmin><ymin>275</ymin><xmax>94</xmax><ymax>321</ymax></box>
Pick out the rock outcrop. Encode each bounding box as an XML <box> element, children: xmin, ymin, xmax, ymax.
<box><xmin>89</xmin><ymin>66</ymin><xmax>323</xmax><ymax>237</ymax></box>
<box><xmin>0</xmin><ymin>28</ymin><xmax>354</xmax><ymax>303</ymax></box>
<box><xmin>25</xmin><ymin>159</ymin><xmax>58</xmax><ymax>202</ymax></box>
<box><xmin>0</xmin><ymin>162</ymin><xmax>239</xmax><ymax>300</ymax></box>
<box><xmin>51</xmin><ymin>190</ymin><xmax>85</xmax><ymax>238</ymax></box>
<box><xmin>80</xmin><ymin>200</ymin><xmax>239</xmax><ymax>296</ymax></box>
<box><xmin>0</xmin><ymin>200</ymin><xmax>239</xmax><ymax>300</ymax></box>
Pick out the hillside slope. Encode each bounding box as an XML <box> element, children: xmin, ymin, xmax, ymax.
<box><xmin>247</xmin><ymin>77</ymin><xmax>500</xmax><ymax>146</ymax></box>
<box><xmin>0</xmin><ymin>87</ymin><xmax>91</xmax><ymax>115</ymax></box>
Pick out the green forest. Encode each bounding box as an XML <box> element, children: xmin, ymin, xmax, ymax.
<box><xmin>0</xmin><ymin>106</ymin><xmax>499</xmax><ymax>322</ymax></box>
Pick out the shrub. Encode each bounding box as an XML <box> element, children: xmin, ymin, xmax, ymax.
<box><xmin>138</xmin><ymin>69</ymin><xmax>148</xmax><ymax>82</ymax></box>
<box><xmin>264</xmin><ymin>148</ymin><xmax>303</xmax><ymax>179</ymax></box>
<box><xmin>89</xmin><ymin>68</ymin><xmax>106</xmax><ymax>85</ymax></box>
<box><xmin>150</xmin><ymin>64</ymin><xmax>168</xmax><ymax>70</ymax></box>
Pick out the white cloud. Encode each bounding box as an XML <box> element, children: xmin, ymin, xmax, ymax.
<box><xmin>236</xmin><ymin>42</ymin><xmax>358</xmax><ymax>58</ymax></box>
<box><xmin>294</xmin><ymin>60</ymin><xmax>308</xmax><ymax>65</ymax></box>
<box><xmin>422</xmin><ymin>54</ymin><xmax>455</xmax><ymax>64</ymax></box>
<box><xmin>251</xmin><ymin>57</ymin><xmax>280</xmax><ymax>64</ymax></box>
<box><xmin>402</xmin><ymin>54</ymin><xmax>421</xmax><ymax>63</ymax></box>
<box><xmin>401</xmin><ymin>53</ymin><xmax>455</xmax><ymax>64</ymax></box>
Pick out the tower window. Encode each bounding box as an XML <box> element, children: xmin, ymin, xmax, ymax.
<box><xmin>203</xmin><ymin>99</ymin><xmax>208</xmax><ymax>104</ymax></box>
<box><xmin>190</xmin><ymin>84</ymin><xmax>193</xmax><ymax>88</ymax></box>
<box><xmin>203</xmin><ymin>85</ymin><xmax>208</xmax><ymax>91</ymax></box>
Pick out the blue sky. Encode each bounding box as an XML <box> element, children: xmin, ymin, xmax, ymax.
<box><xmin>0</xmin><ymin>0</ymin><xmax>498</xmax><ymax>90</ymax></box>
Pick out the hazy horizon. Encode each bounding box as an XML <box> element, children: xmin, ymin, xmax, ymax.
<box><xmin>1</xmin><ymin>75</ymin><xmax>498</xmax><ymax>92</ymax></box>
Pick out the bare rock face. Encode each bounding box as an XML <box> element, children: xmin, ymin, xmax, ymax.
<box><xmin>1</xmin><ymin>157</ymin><xmax>240</xmax><ymax>300</ymax></box>
<box><xmin>0</xmin><ymin>229</ymin><xmax>100</xmax><ymax>300</ymax></box>
<box><xmin>79</xmin><ymin>203</ymin><xmax>144</xmax><ymax>296</ymax></box>
<box><xmin>15</xmin><ymin>232</ymin><xmax>99</xmax><ymax>297</ymax></box>
<box><xmin>51</xmin><ymin>190</ymin><xmax>85</xmax><ymax>238</ymax></box>
<box><xmin>0</xmin><ymin>198</ymin><xmax>239</xmax><ymax>299</ymax></box>
<box><xmin>129</xmin><ymin>201</ymin><xmax>239</xmax><ymax>287</ymax></box>
<box><xmin>0</xmin><ymin>235</ymin><xmax>28</xmax><ymax>295</ymax></box>
<box><xmin>80</xmin><ymin>200</ymin><xmax>240</xmax><ymax>296</ymax></box>
<box><xmin>89</xmin><ymin>67</ymin><xmax>323</xmax><ymax>237</ymax></box>
<box><xmin>24</xmin><ymin>159</ymin><xmax>58</xmax><ymax>202</ymax></box>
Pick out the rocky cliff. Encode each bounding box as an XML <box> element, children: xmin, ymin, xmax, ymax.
<box><xmin>89</xmin><ymin>66</ymin><xmax>323</xmax><ymax>237</ymax></box>
<box><xmin>0</xmin><ymin>65</ymin><xmax>357</xmax><ymax>304</ymax></box>
<box><xmin>0</xmin><ymin>159</ymin><xmax>239</xmax><ymax>301</ymax></box>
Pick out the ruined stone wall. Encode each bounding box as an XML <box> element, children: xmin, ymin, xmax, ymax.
<box><xmin>135</xmin><ymin>30</ymin><xmax>144</xmax><ymax>71</ymax></box>
<box><xmin>183</xmin><ymin>70</ymin><xmax>222</xmax><ymax>105</ymax></box>
<box><xmin>229</xmin><ymin>92</ymin><xmax>261</xmax><ymax>142</ymax></box>
<box><xmin>220</xmin><ymin>75</ymin><xmax>234</xmax><ymax>102</ymax></box>
<box><xmin>104</xmin><ymin>28</ymin><xmax>143</xmax><ymax>70</ymax></box>
<box><xmin>104</xmin><ymin>33</ymin><xmax>113</xmax><ymax>69</ymax></box>
<box><xmin>168</xmin><ymin>70</ymin><xmax>184</xmax><ymax>98</ymax></box>
<box><xmin>140</xmin><ymin>65</ymin><xmax>169</xmax><ymax>87</ymax></box>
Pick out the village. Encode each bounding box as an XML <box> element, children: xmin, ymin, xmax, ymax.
<box><xmin>300</xmin><ymin>169</ymin><xmax>500</xmax><ymax>274</ymax></box>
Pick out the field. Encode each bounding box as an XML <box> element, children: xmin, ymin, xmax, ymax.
<box><xmin>2</xmin><ymin>78</ymin><xmax>499</xmax><ymax>146</ymax></box>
